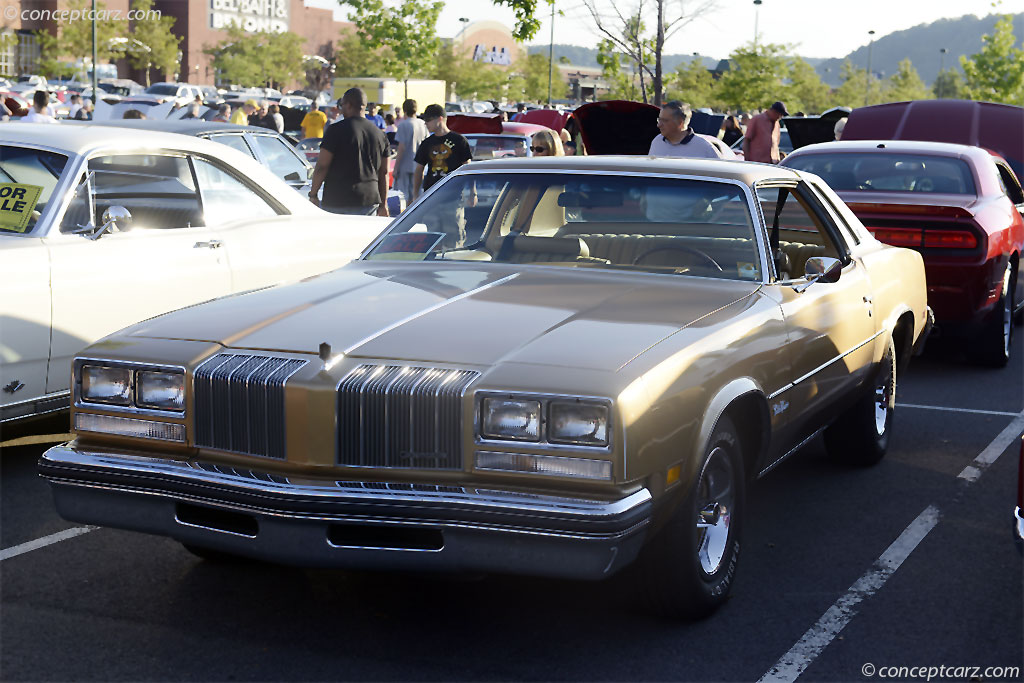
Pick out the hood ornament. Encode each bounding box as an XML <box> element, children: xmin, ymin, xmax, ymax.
<box><xmin>319</xmin><ymin>342</ymin><xmax>344</xmax><ymax>372</ymax></box>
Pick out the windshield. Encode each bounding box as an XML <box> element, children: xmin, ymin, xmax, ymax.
<box><xmin>145</xmin><ymin>84</ymin><xmax>179</xmax><ymax>96</ymax></box>
<box><xmin>365</xmin><ymin>172</ymin><xmax>761</xmax><ymax>280</ymax></box>
<box><xmin>786</xmin><ymin>153</ymin><xmax>977</xmax><ymax>195</ymax></box>
<box><xmin>466</xmin><ymin>135</ymin><xmax>529</xmax><ymax>161</ymax></box>
<box><xmin>0</xmin><ymin>146</ymin><xmax>69</xmax><ymax>235</ymax></box>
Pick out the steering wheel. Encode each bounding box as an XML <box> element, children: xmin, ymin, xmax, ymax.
<box><xmin>632</xmin><ymin>245</ymin><xmax>724</xmax><ymax>271</ymax></box>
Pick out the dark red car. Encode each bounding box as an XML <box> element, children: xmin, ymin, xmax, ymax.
<box><xmin>782</xmin><ymin>140</ymin><xmax>1024</xmax><ymax>366</ymax></box>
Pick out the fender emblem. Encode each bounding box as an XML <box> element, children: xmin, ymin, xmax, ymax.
<box><xmin>3</xmin><ymin>380</ymin><xmax>25</xmax><ymax>394</ymax></box>
<box><xmin>772</xmin><ymin>400</ymin><xmax>789</xmax><ymax>416</ymax></box>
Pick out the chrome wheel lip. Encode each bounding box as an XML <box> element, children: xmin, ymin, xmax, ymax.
<box><xmin>696</xmin><ymin>445</ymin><xmax>735</xmax><ymax>576</ymax></box>
<box><xmin>1001</xmin><ymin>270</ymin><xmax>1012</xmax><ymax>358</ymax></box>
<box><xmin>873</xmin><ymin>344</ymin><xmax>895</xmax><ymax>436</ymax></box>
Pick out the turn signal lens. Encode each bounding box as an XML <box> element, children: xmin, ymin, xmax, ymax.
<box><xmin>475</xmin><ymin>451</ymin><xmax>612</xmax><ymax>480</ymax></box>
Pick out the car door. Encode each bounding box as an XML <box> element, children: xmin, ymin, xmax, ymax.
<box><xmin>44</xmin><ymin>152</ymin><xmax>232</xmax><ymax>395</ymax></box>
<box><xmin>190</xmin><ymin>155</ymin><xmax>378</xmax><ymax>293</ymax></box>
<box><xmin>757</xmin><ymin>181</ymin><xmax>879</xmax><ymax>436</ymax></box>
<box><xmin>247</xmin><ymin>133</ymin><xmax>312</xmax><ymax>194</ymax></box>
<box><xmin>994</xmin><ymin>160</ymin><xmax>1024</xmax><ymax>313</ymax></box>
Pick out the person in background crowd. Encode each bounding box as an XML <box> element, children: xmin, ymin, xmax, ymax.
<box><xmin>231</xmin><ymin>99</ymin><xmax>256</xmax><ymax>125</ymax></box>
<box><xmin>250</xmin><ymin>101</ymin><xmax>274</xmax><ymax>129</ymax></box>
<box><xmin>329</xmin><ymin>98</ymin><xmax>345</xmax><ymax>125</ymax></box>
<box><xmin>563</xmin><ymin>140</ymin><xmax>578</xmax><ymax>156</ymax></box>
<box><xmin>394</xmin><ymin>98</ymin><xmax>429</xmax><ymax>206</ymax></box>
<box><xmin>181</xmin><ymin>101</ymin><xmax>202</xmax><ymax>119</ymax></box>
<box><xmin>384</xmin><ymin>113</ymin><xmax>397</xmax><ymax>134</ymax></box>
<box><xmin>530</xmin><ymin>129</ymin><xmax>564</xmax><ymax>156</ymax></box>
<box><xmin>308</xmin><ymin>87</ymin><xmax>389</xmax><ymax>217</ymax></box>
<box><xmin>122</xmin><ymin>109</ymin><xmax>146</xmax><ymax>120</ymax></box>
<box><xmin>721</xmin><ymin>115</ymin><xmax>743</xmax><ymax>146</ymax></box>
<box><xmin>301</xmin><ymin>100</ymin><xmax>328</xmax><ymax>138</ymax></box>
<box><xmin>74</xmin><ymin>100</ymin><xmax>94</xmax><ymax>120</ymax></box>
<box><xmin>649</xmin><ymin>101</ymin><xmax>718</xmax><ymax>158</ymax></box>
<box><xmin>743</xmin><ymin>101</ymin><xmax>787</xmax><ymax>163</ymax></box>
<box><xmin>392</xmin><ymin>105</ymin><xmax>403</xmax><ymax>122</ymax></box>
<box><xmin>558</xmin><ymin>128</ymin><xmax>571</xmax><ymax>145</ymax></box>
<box><xmin>67</xmin><ymin>93</ymin><xmax>82</xmax><ymax>119</ymax></box>
<box><xmin>23</xmin><ymin>90</ymin><xmax>58</xmax><ymax>123</ymax></box>
<box><xmin>268</xmin><ymin>103</ymin><xmax>284</xmax><ymax>133</ymax></box>
<box><xmin>366</xmin><ymin>102</ymin><xmax>385</xmax><ymax>130</ymax></box>
<box><xmin>412</xmin><ymin>104</ymin><xmax>473</xmax><ymax>201</ymax></box>
<box><xmin>513</xmin><ymin>102</ymin><xmax>526</xmax><ymax>121</ymax></box>
<box><xmin>834</xmin><ymin>117</ymin><xmax>848</xmax><ymax>140</ymax></box>
<box><xmin>212</xmin><ymin>103</ymin><xmax>230</xmax><ymax>122</ymax></box>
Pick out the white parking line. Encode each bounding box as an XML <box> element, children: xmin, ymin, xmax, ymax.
<box><xmin>896</xmin><ymin>403</ymin><xmax>1020</xmax><ymax>417</ymax></box>
<box><xmin>758</xmin><ymin>506</ymin><xmax>940</xmax><ymax>683</ymax></box>
<box><xmin>957</xmin><ymin>411</ymin><xmax>1024</xmax><ymax>482</ymax></box>
<box><xmin>0</xmin><ymin>527</ymin><xmax>95</xmax><ymax>562</ymax></box>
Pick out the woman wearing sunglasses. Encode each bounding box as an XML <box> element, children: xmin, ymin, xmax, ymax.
<box><xmin>530</xmin><ymin>129</ymin><xmax>564</xmax><ymax>157</ymax></box>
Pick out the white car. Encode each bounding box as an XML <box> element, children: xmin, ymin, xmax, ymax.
<box><xmin>0</xmin><ymin>124</ymin><xmax>389</xmax><ymax>423</ymax></box>
<box><xmin>141</xmin><ymin>82</ymin><xmax>201</xmax><ymax>106</ymax></box>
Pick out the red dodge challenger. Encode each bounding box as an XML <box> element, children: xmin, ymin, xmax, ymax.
<box><xmin>782</xmin><ymin>140</ymin><xmax>1024</xmax><ymax>366</ymax></box>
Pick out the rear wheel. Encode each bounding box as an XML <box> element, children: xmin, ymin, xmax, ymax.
<box><xmin>971</xmin><ymin>265</ymin><xmax>1013</xmax><ymax>367</ymax></box>
<box><xmin>640</xmin><ymin>415</ymin><xmax>745</xmax><ymax>619</ymax></box>
<box><xmin>824</xmin><ymin>336</ymin><xmax>896</xmax><ymax>467</ymax></box>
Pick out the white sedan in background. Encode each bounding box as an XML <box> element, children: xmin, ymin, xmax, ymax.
<box><xmin>0</xmin><ymin>124</ymin><xmax>389</xmax><ymax>423</ymax></box>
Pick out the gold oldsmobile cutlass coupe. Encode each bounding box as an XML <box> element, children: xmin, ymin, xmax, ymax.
<box><xmin>40</xmin><ymin>157</ymin><xmax>931</xmax><ymax>618</ymax></box>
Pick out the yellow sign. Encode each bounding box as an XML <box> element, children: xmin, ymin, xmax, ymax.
<box><xmin>0</xmin><ymin>183</ymin><xmax>43</xmax><ymax>233</ymax></box>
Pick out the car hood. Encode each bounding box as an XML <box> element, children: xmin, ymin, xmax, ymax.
<box><xmin>124</xmin><ymin>263</ymin><xmax>760</xmax><ymax>372</ymax></box>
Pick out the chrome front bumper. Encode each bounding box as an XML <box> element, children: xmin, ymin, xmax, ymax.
<box><xmin>39</xmin><ymin>444</ymin><xmax>652</xmax><ymax>580</ymax></box>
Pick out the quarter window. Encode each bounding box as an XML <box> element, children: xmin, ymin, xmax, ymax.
<box><xmin>207</xmin><ymin>134</ymin><xmax>254</xmax><ymax>159</ymax></box>
<box><xmin>250</xmin><ymin>135</ymin><xmax>309</xmax><ymax>184</ymax></box>
<box><xmin>192</xmin><ymin>158</ymin><xmax>278</xmax><ymax>225</ymax></box>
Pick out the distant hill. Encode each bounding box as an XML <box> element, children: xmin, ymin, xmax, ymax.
<box><xmin>529</xmin><ymin>13</ymin><xmax>1024</xmax><ymax>86</ymax></box>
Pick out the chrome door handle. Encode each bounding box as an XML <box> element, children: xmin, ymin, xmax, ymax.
<box><xmin>194</xmin><ymin>239</ymin><xmax>223</xmax><ymax>249</ymax></box>
<box><xmin>862</xmin><ymin>295</ymin><xmax>872</xmax><ymax>304</ymax></box>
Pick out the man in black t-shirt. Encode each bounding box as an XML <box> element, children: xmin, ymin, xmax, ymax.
<box><xmin>412</xmin><ymin>104</ymin><xmax>472</xmax><ymax>201</ymax></box>
<box><xmin>308</xmin><ymin>87</ymin><xmax>390</xmax><ymax>216</ymax></box>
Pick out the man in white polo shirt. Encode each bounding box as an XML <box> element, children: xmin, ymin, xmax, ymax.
<box><xmin>649</xmin><ymin>101</ymin><xmax>719</xmax><ymax>158</ymax></box>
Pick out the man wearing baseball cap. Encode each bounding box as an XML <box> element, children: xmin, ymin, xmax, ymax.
<box><xmin>743</xmin><ymin>101</ymin><xmax>788</xmax><ymax>164</ymax></box>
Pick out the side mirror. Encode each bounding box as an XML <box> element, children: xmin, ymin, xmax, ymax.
<box><xmin>792</xmin><ymin>256</ymin><xmax>842</xmax><ymax>292</ymax></box>
<box><xmin>82</xmin><ymin>205</ymin><xmax>131</xmax><ymax>241</ymax></box>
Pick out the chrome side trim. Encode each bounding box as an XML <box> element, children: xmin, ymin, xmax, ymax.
<box><xmin>0</xmin><ymin>391</ymin><xmax>71</xmax><ymax>423</ymax></box>
<box><xmin>767</xmin><ymin>329</ymin><xmax>883</xmax><ymax>401</ymax></box>
<box><xmin>757</xmin><ymin>426</ymin><xmax>826</xmax><ymax>478</ymax></box>
<box><xmin>342</xmin><ymin>273</ymin><xmax>519</xmax><ymax>355</ymax></box>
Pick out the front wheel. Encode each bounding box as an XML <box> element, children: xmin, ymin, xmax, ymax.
<box><xmin>640</xmin><ymin>415</ymin><xmax>745</xmax><ymax>619</ymax></box>
<box><xmin>824</xmin><ymin>335</ymin><xmax>896</xmax><ymax>467</ymax></box>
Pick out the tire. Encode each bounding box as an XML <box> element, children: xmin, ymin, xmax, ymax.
<box><xmin>640</xmin><ymin>415</ymin><xmax>745</xmax><ymax>619</ymax></box>
<box><xmin>971</xmin><ymin>265</ymin><xmax>1013</xmax><ymax>367</ymax></box>
<box><xmin>824</xmin><ymin>335</ymin><xmax>896</xmax><ymax>467</ymax></box>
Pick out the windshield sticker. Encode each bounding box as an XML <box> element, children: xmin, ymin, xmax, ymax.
<box><xmin>366</xmin><ymin>232</ymin><xmax>447</xmax><ymax>261</ymax></box>
<box><xmin>0</xmin><ymin>184</ymin><xmax>43</xmax><ymax>233</ymax></box>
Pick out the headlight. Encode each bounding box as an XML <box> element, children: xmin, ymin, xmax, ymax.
<box><xmin>137</xmin><ymin>370</ymin><xmax>184</xmax><ymax>411</ymax></box>
<box><xmin>481</xmin><ymin>398</ymin><xmax>541</xmax><ymax>441</ymax></box>
<box><xmin>549</xmin><ymin>401</ymin><xmax>609</xmax><ymax>446</ymax></box>
<box><xmin>81</xmin><ymin>365</ymin><xmax>131</xmax><ymax>405</ymax></box>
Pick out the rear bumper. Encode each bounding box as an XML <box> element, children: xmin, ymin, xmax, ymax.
<box><xmin>39</xmin><ymin>444</ymin><xmax>652</xmax><ymax>580</ymax></box>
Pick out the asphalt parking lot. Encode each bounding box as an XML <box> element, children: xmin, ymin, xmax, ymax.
<box><xmin>1</xmin><ymin>339</ymin><xmax>1022</xmax><ymax>682</ymax></box>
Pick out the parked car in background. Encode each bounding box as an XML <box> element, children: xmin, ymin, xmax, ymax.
<box><xmin>141</xmin><ymin>82</ymin><xmax>202</xmax><ymax>106</ymax></box>
<box><xmin>782</xmin><ymin>140</ymin><xmax>1024</xmax><ymax>366</ymax></box>
<box><xmin>0</xmin><ymin>124</ymin><xmax>388</xmax><ymax>424</ymax></box>
<box><xmin>82</xmin><ymin>120</ymin><xmax>314</xmax><ymax>195</ymax></box>
<box><xmin>279</xmin><ymin>95</ymin><xmax>312</xmax><ymax>108</ymax></box>
<box><xmin>296</xmin><ymin>137</ymin><xmax>322</xmax><ymax>164</ymax></box>
<box><xmin>38</xmin><ymin>156</ymin><xmax>929</xmax><ymax>618</ymax></box>
<box><xmin>446</xmin><ymin>114</ymin><xmax>554</xmax><ymax>161</ymax></box>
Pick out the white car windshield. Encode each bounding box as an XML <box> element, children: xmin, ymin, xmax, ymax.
<box><xmin>0</xmin><ymin>145</ymin><xmax>69</xmax><ymax>235</ymax></box>
<box><xmin>366</xmin><ymin>172</ymin><xmax>761</xmax><ymax>280</ymax></box>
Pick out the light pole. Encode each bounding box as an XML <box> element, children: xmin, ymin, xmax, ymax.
<box><xmin>864</xmin><ymin>29</ymin><xmax>875</xmax><ymax>107</ymax></box>
<box><xmin>938</xmin><ymin>47</ymin><xmax>947</xmax><ymax>98</ymax></box>
<box><xmin>753</xmin><ymin>0</ymin><xmax>762</xmax><ymax>47</ymax></box>
<box><xmin>547</xmin><ymin>1</ymin><xmax>555</xmax><ymax>106</ymax></box>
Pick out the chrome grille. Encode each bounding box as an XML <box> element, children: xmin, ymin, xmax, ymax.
<box><xmin>337</xmin><ymin>365</ymin><xmax>479</xmax><ymax>469</ymax></box>
<box><xmin>194</xmin><ymin>353</ymin><xmax>307</xmax><ymax>459</ymax></box>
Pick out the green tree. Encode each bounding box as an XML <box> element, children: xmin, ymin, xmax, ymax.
<box><xmin>883</xmin><ymin>58</ymin><xmax>931</xmax><ymax>102</ymax></box>
<box><xmin>343</xmin><ymin>0</ymin><xmax>442</xmax><ymax>97</ymax></box>
<box><xmin>666</xmin><ymin>58</ymin><xmax>720</xmax><ymax>110</ymax></box>
<box><xmin>832</xmin><ymin>60</ymin><xmax>885</xmax><ymax>108</ymax></box>
<box><xmin>517</xmin><ymin>52</ymin><xmax>552</xmax><ymax>102</ymax></box>
<box><xmin>58</xmin><ymin>0</ymin><xmax>123</xmax><ymax>67</ymax></box>
<box><xmin>430</xmin><ymin>41</ymin><xmax>507</xmax><ymax>101</ymax></box>
<box><xmin>491</xmin><ymin>0</ymin><xmax>550</xmax><ymax>42</ymax></box>
<box><xmin>333</xmin><ymin>28</ymin><xmax>387</xmax><ymax>79</ymax></box>
<box><xmin>933</xmin><ymin>68</ymin><xmax>964</xmax><ymax>99</ymax></box>
<box><xmin>960</xmin><ymin>14</ymin><xmax>1024</xmax><ymax>104</ymax></box>
<box><xmin>717</xmin><ymin>42</ymin><xmax>790</xmax><ymax>111</ymax></box>
<box><xmin>786</xmin><ymin>57</ymin><xmax>830</xmax><ymax>113</ymax></box>
<box><xmin>34</xmin><ymin>30</ymin><xmax>74</xmax><ymax>79</ymax></box>
<box><xmin>206</xmin><ymin>26</ymin><xmax>303</xmax><ymax>89</ymax></box>
<box><xmin>124</xmin><ymin>0</ymin><xmax>181</xmax><ymax>86</ymax></box>
<box><xmin>595</xmin><ymin>39</ymin><xmax>638</xmax><ymax>101</ymax></box>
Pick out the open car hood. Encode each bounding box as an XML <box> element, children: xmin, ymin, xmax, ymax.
<box><xmin>574</xmin><ymin>101</ymin><xmax>726</xmax><ymax>155</ymax></box>
<box><xmin>446</xmin><ymin>113</ymin><xmax>504</xmax><ymax>134</ymax></box>
<box><xmin>842</xmin><ymin>100</ymin><xmax>1024</xmax><ymax>184</ymax></box>
<box><xmin>784</xmin><ymin>107</ymin><xmax>851</xmax><ymax>150</ymax></box>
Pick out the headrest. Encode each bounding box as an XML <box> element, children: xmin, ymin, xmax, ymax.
<box><xmin>513</xmin><ymin>235</ymin><xmax>589</xmax><ymax>257</ymax></box>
